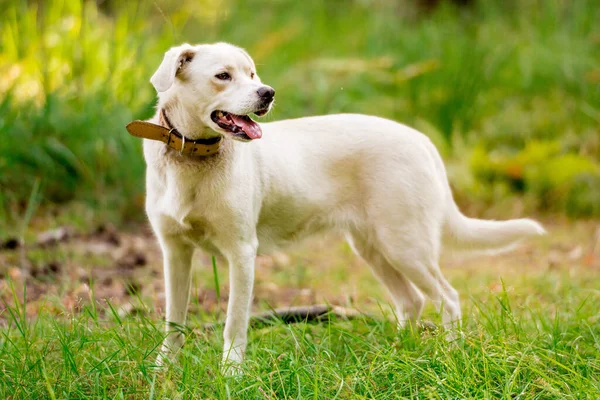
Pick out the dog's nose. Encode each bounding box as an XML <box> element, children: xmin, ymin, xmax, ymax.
<box><xmin>257</xmin><ymin>86</ymin><xmax>275</xmax><ymax>100</ymax></box>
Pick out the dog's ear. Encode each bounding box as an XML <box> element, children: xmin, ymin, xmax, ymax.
<box><xmin>150</xmin><ymin>44</ymin><xmax>196</xmax><ymax>92</ymax></box>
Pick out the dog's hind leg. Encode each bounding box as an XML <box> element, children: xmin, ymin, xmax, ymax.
<box><xmin>369</xmin><ymin>223</ymin><xmax>462</xmax><ymax>333</ymax></box>
<box><xmin>347</xmin><ymin>233</ymin><xmax>425</xmax><ymax>328</ymax></box>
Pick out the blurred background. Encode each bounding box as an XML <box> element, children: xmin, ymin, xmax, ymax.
<box><xmin>1</xmin><ymin>0</ymin><xmax>599</xmax><ymax>227</ymax></box>
<box><xmin>0</xmin><ymin>0</ymin><xmax>599</xmax><ymax>319</ymax></box>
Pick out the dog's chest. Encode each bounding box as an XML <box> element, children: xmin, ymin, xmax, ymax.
<box><xmin>152</xmin><ymin>192</ymin><xmax>228</xmax><ymax>256</ymax></box>
<box><xmin>148</xmin><ymin>165</ymin><xmax>229</xmax><ymax>241</ymax></box>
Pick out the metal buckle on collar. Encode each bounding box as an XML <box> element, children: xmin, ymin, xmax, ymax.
<box><xmin>167</xmin><ymin>128</ymin><xmax>175</xmax><ymax>146</ymax></box>
<box><xmin>180</xmin><ymin>135</ymin><xmax>186</xmax><ymax>154</ymax></box>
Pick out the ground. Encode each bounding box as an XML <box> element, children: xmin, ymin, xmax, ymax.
<box><xmin>1</xmin><ymin>217</ymin><xmax>599</xmax><ymax>398</ymax></box>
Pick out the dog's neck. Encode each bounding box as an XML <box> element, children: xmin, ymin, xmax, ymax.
<box><xmin>160</xmin><ymin>98</ymin><xmax>221</xmax><ymax>141</ymax></box>
<box><xmin>148</xmin><ymin>102</ymin><xmax>234</xmax><ymax>165</ymax></box>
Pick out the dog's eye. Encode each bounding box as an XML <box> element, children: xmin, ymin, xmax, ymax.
<box><xmin>250</xmin><ymin>72</ymin><xmax>255</xmax><ymax>79</ymax></box>
<box><xmin>215</xmin><ymin>72</ymin><xmax>231</xmax><ymax>81</ymax></box>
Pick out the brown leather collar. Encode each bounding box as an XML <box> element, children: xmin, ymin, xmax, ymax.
<box><xmin>125</xmin><ymin>109</ymin><xmax>222</xmax><ymax>156</ymax></box>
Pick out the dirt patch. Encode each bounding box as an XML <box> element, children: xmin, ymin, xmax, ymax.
<box><xmin>0</xmin><ymin>219</ymin><xmax>598</xmax><ymax>325</ymax></box>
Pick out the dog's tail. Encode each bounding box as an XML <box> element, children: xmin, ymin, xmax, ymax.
<box><xmin>424</xmin><ymin>140</ymin><xmax>546</xmax><ymax>251</ymax></box>
<box><xmin>443</xmin><ymin>200</ymin><xmax>545</xmax><ymax>251</ymax></box>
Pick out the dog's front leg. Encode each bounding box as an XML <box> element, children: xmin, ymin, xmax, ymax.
<box><xmin>221</xmin><ymin>241</ymin><xmax>257</xmax><ymax>372</ymax></box>
<box><xmin>156</xmin><ymin>234</ymin><xmax>194</xmax><ymax>365</ymax></box>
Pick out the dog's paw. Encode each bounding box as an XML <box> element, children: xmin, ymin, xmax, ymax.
<box><xmin>443</xmin><ymin>328</ymin><xmax>465</xmax><ymax>345</ymax></box>
<box><xmin>155</xmin><ymin>351</ymin><xmax>172</xmax><ymax>369</ymax></box>
<box><xmin>221</xmin><ymin>360</ymin><xmax>243</xmax><ymax>377</ymax></box>
<box><xmin>155</xmin><ymin>339</ymin><xmax>182</xmax><ymax>368</ymax></box>
<box><xmin>221</xmin><ymin>347</ymin><xmax>244</xmax><ymax>376</ymax></box>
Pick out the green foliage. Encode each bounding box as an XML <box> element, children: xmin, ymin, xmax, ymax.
<box><xmin>471</xmin><ymin>140</ymin><xmax>600</xmax><ymax>215</ymax></box>
<box><xmin>1</xmin><ymin>0</ymin><xmax>599</xmax><ymax>225</ymax></box>
<box><xmin>565</xmin><ymin>174</ymin><xmax>600</xmax><ymax>218</ymax></box>
<box><xmin>0</xmin><ymin>0</ymin><xmax>168</xmax><ymax>225</ymax></box>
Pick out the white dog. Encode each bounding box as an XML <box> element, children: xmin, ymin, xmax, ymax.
<box><xmin>127</xmin><ymin>42</ymin><xmax>545</xmax><ymax>369</ymax></box>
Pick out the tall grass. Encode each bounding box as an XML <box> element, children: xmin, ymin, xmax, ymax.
<box><xmin>0</xmin><ymin>0</ymin><xmax>171</xmax><ymax>227</ymax></box>
<box><xmin>1</xmin><ymin>0</ymin><xmax>599</xmax><ymax>229</ymax></box>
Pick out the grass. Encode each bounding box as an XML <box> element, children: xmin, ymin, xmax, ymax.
<box><xmin>2</xmin><ymin>295</ymin><xmax>600</xmax><ymax>398</ymax></box>
<box><xmin>1</xmin><ymin>221</ymin><xmax>600</xmax><ymax>398</ymax></box>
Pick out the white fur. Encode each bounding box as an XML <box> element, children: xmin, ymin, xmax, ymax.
<box><xmin>144</xmin><ymin>43</ymin><xmax>545</xmax><ymax>369</ymax></box>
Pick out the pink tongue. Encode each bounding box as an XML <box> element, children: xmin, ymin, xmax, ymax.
<box><xmin>230</xmin><ymin>114</ymin><xmax>262</xmax><ymax>139</ymax></box>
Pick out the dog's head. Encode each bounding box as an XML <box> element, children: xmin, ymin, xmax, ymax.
<box><xmin>151</xmin><ymin>42</ymin><xmax>274</xmax><ymax>141</ymax></box>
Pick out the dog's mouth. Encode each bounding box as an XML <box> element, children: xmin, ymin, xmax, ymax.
<box><xmin>210</xmin><ymin>110</ymin><xmax>267</xmax><ymax>140</ymax></box>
